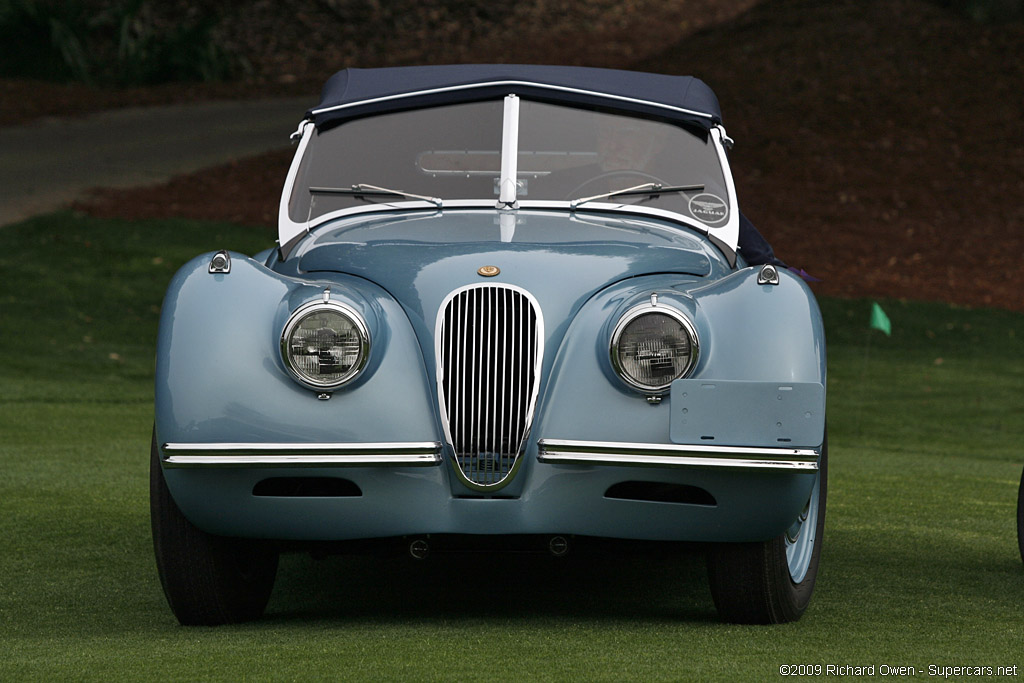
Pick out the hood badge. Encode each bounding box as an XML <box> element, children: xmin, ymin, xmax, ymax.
<box><xmin>477</xmin><ymin>265</ymin><xmax>500</xmax><ymax>277</ymax></box>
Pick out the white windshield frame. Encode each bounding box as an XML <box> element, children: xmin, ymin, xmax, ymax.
<box><xmin>277</xmin><ymin>99</ymin><xmax>739</xmax><ymax>259</ymax></box>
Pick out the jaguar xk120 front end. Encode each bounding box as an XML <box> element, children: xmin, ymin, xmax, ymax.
<box><xmin>152</xmin><ymin>65</ymin><xmax>827</xmax><ymax>626</ymax></box>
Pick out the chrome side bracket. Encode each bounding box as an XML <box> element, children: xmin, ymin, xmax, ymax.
<box><xmin>715</xmin><ymin>124</ymin><xmax>734</xmax><ymax>150</ymax></box>
<box><xmin>209</xmin><ymin>250</ymin><xmax>231</xmax><ymax>274</ymax></box>
<box><xmin>757</xmin><ymin>263</ymin><xmax>780</xmax><ymax>285</ymax></box>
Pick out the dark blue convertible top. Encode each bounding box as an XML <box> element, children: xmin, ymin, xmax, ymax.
<box><xmin>308</xmin><ymin>65</ymin><xmax>723</xmax><ymax>130</ymax></box>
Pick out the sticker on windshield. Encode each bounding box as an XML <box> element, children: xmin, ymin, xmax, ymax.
<box><xmin>688</xmin><ymin>193</ymin><xmax>729</xmax><ymax>226</ymax></box>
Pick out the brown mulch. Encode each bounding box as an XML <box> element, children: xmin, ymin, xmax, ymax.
<box><xmin>77</xmin><ymin>149</ymin><xmax>297</xmax><ymax>228</ymax></box>
<box><xmin>47</xmin><ymin>0</ymin><xmax>1024</xmax><ymax>312</ymax></box>
<box><xmin>636</xmin><ymin>0</ymin><xmax>1024</xmax><ymax>312</ymax></box>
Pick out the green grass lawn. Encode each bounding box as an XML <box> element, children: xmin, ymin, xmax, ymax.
<box><xmin>1</xmin><ymin>213</ymin><xmax>1021</xmax><ymax>680</ymax></box>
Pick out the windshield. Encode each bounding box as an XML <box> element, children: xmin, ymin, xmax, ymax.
<box><xmin>288</xmin><ymin>99</ymin><xmax>730</xmax><ymax>227</ymax></box>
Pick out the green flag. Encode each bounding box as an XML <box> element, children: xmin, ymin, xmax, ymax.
<box><xmin>869</xmin><ymin>301</ymin><xmax>891</xmax><ymax>336</ymax></box>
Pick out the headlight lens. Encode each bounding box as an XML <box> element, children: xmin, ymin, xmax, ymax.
<box><xmin>611</xmin><ymin>304</ymin><xmax>698</xmax><ymax>392</ymax></box>
<box><xmin>281</xmin><ymin>302</ymin><xmax>369</xmax><ymax>390</ymax></box>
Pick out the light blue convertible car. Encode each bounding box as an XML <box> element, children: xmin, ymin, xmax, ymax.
<box><xmin>152</xmin><ymin>65</ymin><xmax>828</xmax><ymax>625</ymax></box>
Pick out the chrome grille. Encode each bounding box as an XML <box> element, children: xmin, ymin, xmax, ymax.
<box><xmin>437</xmin><ymin>284</ymin><xmax>542</xmax><ymax>488</ymax></box>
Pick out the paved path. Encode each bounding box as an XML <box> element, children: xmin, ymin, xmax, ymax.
<box><xmin>0</xmin><ymin>97</ymin><xmax>311</xmax><ymax>226</ymax></box>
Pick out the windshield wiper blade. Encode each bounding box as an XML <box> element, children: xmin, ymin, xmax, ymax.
<box><xmin>310</xmin><ymin>184</ymin><xmax>442</xmax><ymax>208</ymax></box>
<box><xmin>569</xmin><ymin>182</ymin><xmax>705</xmax><ymax>209</ymax></box>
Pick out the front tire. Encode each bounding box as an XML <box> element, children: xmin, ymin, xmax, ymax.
<box><xmin>150</xmin><ymin>430</ymin><xmax>279</xmax><ymax>625</ymax></box>
<box><xmin>1017</xmin><ymin>466</ymin><xmax>1023</xmax><ymax>566</ymax></box>
<box><xmin>706</xmin><ymin>436</ymin><xmax>827</xmax><ymax>624</ymax></box>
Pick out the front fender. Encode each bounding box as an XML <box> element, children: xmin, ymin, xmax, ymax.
<box><xmin>534</xmin><ymin>267</ymin><xmax>825</xmax><ymax>444</ymax></box>
<box><xmin>154</xmin><ymin>252</ymin><xmax>441</xmax><ymax>448</ymax></box>
<box><xmin>527</xmin><ymin>267</ymin><xmax>825</xmax><ymax>540</ymax></box>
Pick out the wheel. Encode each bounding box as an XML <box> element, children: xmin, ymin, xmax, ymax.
<box><xmin>565</xmin><ymin>170</ymin><xmax>667</xmax><ymax>199</ymax></box>
<box><xmin>1017</xmin><ymin>466</ymin><xmax>1023</xmax><ymax>566</ymax></box>
<box><xmin>150</xmin><ymin>429</ymin><xmax>279</xmax><ymax>625</ymax></box>
<box><xmin>705</xmin><ymin>434</ymin><xmax>827</xmax><ymax>624</ymax></box>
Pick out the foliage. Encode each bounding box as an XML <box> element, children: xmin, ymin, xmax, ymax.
<box><xmin>112</xmin><ymin>0</ymin><xmax>245</xmax><ymax>85</ymax></box>
<box><xmin>1</xmin><ymin>213</ymin><xmax>1021</xmax><ymax>679</ymax></box>
<box><xmin>930</xmin><ymin>0</ymin><xmax>1024</xmax><ymax>22</ymax></box>
<box><xmin>0</xmin><ymin>0</ymin><xmax>93</xmax><ymax>82</ymax></box>
<box><xmin>0</xmin><ymin>0</ymin><xmax>246</xmax><ymax>85</ymax></box>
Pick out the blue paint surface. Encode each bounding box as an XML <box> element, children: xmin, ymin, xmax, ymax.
<box><xmin>156</xmin><ymin>208</ymin><xmax>825</xmax><ymax>543</ymax></box>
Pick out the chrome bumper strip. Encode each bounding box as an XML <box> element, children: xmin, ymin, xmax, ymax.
<box><xmin>537</xmin><ymin>439</ymin><xmax>819</xmax><ymax>471</ymax></box>
<box><xmin>161</xmin><ymin>442</ymin><xmax>443</xmax><ymax>468</ymax></box>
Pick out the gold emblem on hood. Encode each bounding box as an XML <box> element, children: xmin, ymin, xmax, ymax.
<box><xmin>477</xmin><ymin>265</ymin><xmax>500</xmax><ymax>277</ymax></box>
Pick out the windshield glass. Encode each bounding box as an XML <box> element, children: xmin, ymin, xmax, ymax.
<box><xmin>288</xmin><ymin>99</ymin><xmax>730</xmax><ymax>227</ymax></box>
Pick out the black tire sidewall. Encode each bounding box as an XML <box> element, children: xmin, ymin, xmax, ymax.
<box><xmin>150</xmin><ymin>428</ymin><xmax>278</xmax><ymax>625</ymax></box>
<box><xmin>1017</xmin><ymin>466</ymin><xmax>1023</xmax><ymax>566</ymax></box>
<box><xmin>769</xmin><ymin>439</ymin><xmax>828</xmax><ymax>621</ymax></box>
<box><xmin>705</xmin><ymin>433</ymin><xmax>828</xmax><ymax>624</ymax></box>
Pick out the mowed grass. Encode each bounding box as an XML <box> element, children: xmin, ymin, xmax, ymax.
<box><xmin>1</xmin><ymin>212</ymin><xmax>1021</xmax><ymax>680</ymax></box>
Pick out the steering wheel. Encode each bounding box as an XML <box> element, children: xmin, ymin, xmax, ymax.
<box><xmin>565</xmin><ymin>170</ymin><xmax>669</xmax><ymax>200</ymax></box>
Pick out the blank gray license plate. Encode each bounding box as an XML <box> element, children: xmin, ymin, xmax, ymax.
<box><xmin>669</xmin><ymin>379</ymin><xmax>825</xmax><ymax>448</ymax></box>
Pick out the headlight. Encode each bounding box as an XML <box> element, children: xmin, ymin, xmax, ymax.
<box><xmin>281</xmin><ymin>301</ymin><xmax>370</xmax><ymax>390</ymax></box>
<box><xmin>610</xmin><ymin>302</ymin><xmax>698</xmax><ymax>393</ymax></box>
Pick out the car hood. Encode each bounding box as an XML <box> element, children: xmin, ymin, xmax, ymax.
<box><xmin>295</xmin><ymin>209</ymin><xmax>719</xmax><ymax>324</ymax></box>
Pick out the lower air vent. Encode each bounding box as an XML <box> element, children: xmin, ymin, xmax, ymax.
<box><xmin>436</xmin><ymin>284</ymin><xmax>543</xmax><ymax>489</ymax></box>
<box><xmin>605</xmin><ymin>481</ymin><xmax>716</xmax><ymax>506</ymax></box>
<box><xmin>252</xmin><ymin>477</ymin><xmax>362</xmax><ymax>497</ymax></box>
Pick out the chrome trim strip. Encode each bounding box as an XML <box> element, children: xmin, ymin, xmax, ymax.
<box><xmin>284</xmin><ymin>201</ymin><xmax>734</xmax><ymax>262</ymax></box>
<box><xmin>161</xmin><ymin>441</ymin><xmax>442</xmax><ymax>468</ymax></box>
<box><xmin>309</xmin><ymin>80</ymin><xmax>716</xmax><ymax>122</ymax></box>
<box><xmin>537</xmin><ymin>439</ymin><xmax>819</xmax><ymax>471</ymax></box>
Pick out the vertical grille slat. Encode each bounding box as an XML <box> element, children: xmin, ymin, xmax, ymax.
<box><xmin>438</xmin><ymin>284</ymin><xmax>541</xmax><ymax>488</ymax></box>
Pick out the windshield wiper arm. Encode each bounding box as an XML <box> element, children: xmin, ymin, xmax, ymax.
<box><xmin>310</xmin><ymin>184</ymin><xmax>443</xmax><ymax>208</ymax></box>
<box><xmin>569</xmin><ymin>183</ymin><xmax>705</xmax><ymax>209</ymax></box>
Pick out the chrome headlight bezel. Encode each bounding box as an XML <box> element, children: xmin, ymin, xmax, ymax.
<box><xmin>609</xmin><ymin>301</ymin><xmax>700</xmax><ymax>394</ymax></box>
<box><xmin>280</xmin><ymin>300</ymin><xmax>371</xmax><ymax>391</ymax></box>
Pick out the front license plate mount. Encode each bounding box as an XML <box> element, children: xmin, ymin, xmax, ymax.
<box><xmin>669</xmin><ymin>379</ymin><xmax>825</xmax><ymax>448</ymax></box>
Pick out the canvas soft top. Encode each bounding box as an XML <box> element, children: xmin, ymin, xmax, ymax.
<box><xmin>307</xmin><ymin>64</ymin><xmax>723</xmax><ymax>130</ymax></box>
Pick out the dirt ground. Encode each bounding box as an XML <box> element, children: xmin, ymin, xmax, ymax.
<box><xmin>8</xmin><ymin>0</ymin><xmax>1021</xmax><ymax>312</ymax></box>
